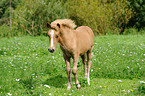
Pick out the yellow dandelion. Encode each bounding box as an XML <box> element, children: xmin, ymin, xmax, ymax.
<box><xmin>104</xmin><ymin>86</ymin><xmax>106</xmax><ymax>88</ymax></box>
<box><xmin>131</xmin><ymin>89</ymin><xmax>133</xmax><ymax>92</ymax></box>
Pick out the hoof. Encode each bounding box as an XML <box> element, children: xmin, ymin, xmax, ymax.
<box><xmin>67</xmin><ymin>86</ymin><xmax>71</xmax><ymax>90</ymax></box>
<box><xmin>76</xmin><ymin>84</ymin><xmax>81</xmax><ymax>89</ymax></box>
<box><xmin>87</xmin><ymin>77</ymin><xmax>90</xmax><ymax>85</ymax></box>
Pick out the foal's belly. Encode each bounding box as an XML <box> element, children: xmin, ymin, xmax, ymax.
<box><xmin>78</xmin><ymin>39</ymin><xmax>93</xmax><ymax>55</ymax></box>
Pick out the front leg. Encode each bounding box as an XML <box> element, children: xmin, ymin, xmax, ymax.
<box><xmin>63</xmin><ymin>54</ymin><xmax>71</xmax><ymax>90</ymax></box>
<box><xmin>72</xmin><ymin>54</ymin><xmax>81</xmax><ymax>89</ymax></box>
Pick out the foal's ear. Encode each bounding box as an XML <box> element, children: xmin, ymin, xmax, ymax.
<box><xmin>57</xmin><ymin>23</ymin><xmax>60</xmax><ymax>28</ymax></box>
<box><xmin>47</xmin><ymin>23</ymin><xmax>51</xmax><ymax>28</ymax></box>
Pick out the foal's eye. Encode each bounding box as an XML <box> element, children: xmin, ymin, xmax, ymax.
<box><xmin>56</xmin><ymin>35</ymin><xmax>58</xmax><ymax>38</ymax></box>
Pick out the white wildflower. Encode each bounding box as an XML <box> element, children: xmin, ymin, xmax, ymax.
<box><xmin>118</xmin><ymin>80</ymin><xmax>122</xmax><ymax>82</ymax></box>
<box><xmin>100</xmin><ymin>86</ymin><xmax>102</xmax><ymax>88</ymax></box>
<box><xmin>140</xmin><ymin>81</ymin><xmax>145</xmax><ymax>84</ymax></box>
<box><xmin>52</xmin><ymin>56</ymin><xmax>54</xmax><ymax>59</ymax></box>
<box><xmin>122</xmin><ymin>90</ymin><xmax>125</xmax><ymax>92</ymax></box>
<box><xmin>32</xmin><ymin>73</ymin><xmax>35</xmax><ymax>75</ymax></box>
<box><xmin>7</xmin><ymin>93</ymin><xmax>12</xmax><ymax>96</ymax></box>
<box><xmin>44</xmin><ymin>84</ymin><xmax>50</xmax><ymax>88</ymax></box>
<box><xmin>16</xmin><ymin>79</ymin><xmax>20</xmax><ymax>81</ymax></box>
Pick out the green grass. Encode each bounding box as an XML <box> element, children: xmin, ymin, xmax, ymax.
<box><xmin>0</xmin><ymin>35</ymin><xmax>145</xmax><ymax>96</ymax></box>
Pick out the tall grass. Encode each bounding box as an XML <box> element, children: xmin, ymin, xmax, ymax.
<box><xmin>124</xmin><ymin>28</ymin><xmax>145</xmax><ymax>35</ymax></box>
<box><xmin>0</xmin><ymin>24</ymin><xmax>11</xmax><ymax>37</ymax></box>
<box><xmin>0</xmin><ymin>24</ymin><xmax>26</xmax><ymax>38</ymax></box>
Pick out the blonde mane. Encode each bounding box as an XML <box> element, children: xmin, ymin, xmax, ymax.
<box><xmin>51</xmin><ymin>19</ymin><xmax>77</xmax><ymax>29</ymax></box>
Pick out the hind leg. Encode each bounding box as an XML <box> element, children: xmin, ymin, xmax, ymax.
<box><xmin>87</xmin><ymin>47</ymin><xmax>93</xmax><ymax>85</ymax></box>
<box><xmin>81</xmin><ymin>55</ymin><xmax>87</xmax><ymax>78</ymax></box>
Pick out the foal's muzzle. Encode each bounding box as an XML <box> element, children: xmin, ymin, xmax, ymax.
<box><xmin>48</xmin><ymin>48</ymin><xmax>55</xmax><ymax>53</ymax></box>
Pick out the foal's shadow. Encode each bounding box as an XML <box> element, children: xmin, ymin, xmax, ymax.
<box><xmin>43</xmin><ymin>75</ymin><xmax>68</xmax><ymax>88</ymax></box>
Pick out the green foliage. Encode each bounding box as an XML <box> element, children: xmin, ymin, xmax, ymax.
<box><xmin>138</xmin><ymin>83</ymin><xmax>145</xmax><ymax>94</ymax></box>
<box><xmin>66</xmin><ymin>0</ymin><xmax>133</xmax><ymax>35</ymax></box>
<box><xmin>0</xmin><ymin>24</ymin><xmax>10</xmax><ymax>37</ymax></box>
<box><xmin>0</xmin><ymin>0</ymin><xmax>20</xmax><ymax>18</ymax></box>
<box><xmin>128</xmin><ymin>0</ymin><xmax>145</xmax><ymax>29</ymax></box>
<box><xmin>12</xmin><ymin>0</ymin><xmax>68</xmax><ymax>36</ymax></box>
<box><xmin>134</xmin><ymin>83</ymin><xmax>145</xmax><ymax>95</ymax></box>
<box><xmin>124</xmin><ymin>28</ymin><xmax>138</xmax><ymax>35</ymax></box>
<box><xmin>0</xmin><ymin>24</ymin><xmax>24</xmax><ymax>38</ymax></box>
<box><xmin>0</xmin><ymin>0</ymin><xmax>145</xmax><ymax>37</ymax></box>
<box><xmin>124</xmin><ymin>28</ymin><xmax>145</xmax><ymax>35</ymax></box>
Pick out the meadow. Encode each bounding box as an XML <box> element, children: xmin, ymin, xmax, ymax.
<box><xmin>0</xmin><ymin>35</ymin><xmax>145</xmax><ymax>96</ymax></box>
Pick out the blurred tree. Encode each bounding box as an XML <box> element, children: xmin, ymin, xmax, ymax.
<box><xmin>127</xmin><ymin>0</ymin><xmax>145</xmax><ymax>29</ymax></box>
<box><xmin>0</xmin><ymin>0</ymin><xmax>21</xmax><ymax>26</ymax></box>
<box><xmin>0</xmin><ymin>0</ymin><xmax>20</xmax><ymax>18</ymax></box>
<box><xmin>12</xmin><ymin>0</ymin><xmax>68</xmax><ymax>36</ymax></box>
<box><xmin>66</xmin><ymin>0</ymin><xmax>133</xmax><ymax>35</ymax></box>
<box><xmin>1</xmin><ymin>0</ymin><xmax>144</xmax><ymax>36</ymax></box>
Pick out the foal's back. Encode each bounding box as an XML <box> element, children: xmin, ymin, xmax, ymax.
<box><xmin>75</xmin><ymin>26</ymin><xmax>94</xmax><ymax>55</ymax></box>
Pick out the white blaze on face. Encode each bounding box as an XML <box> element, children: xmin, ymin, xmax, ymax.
<box><xmin>50</xmin><ymin>30</ymin><xmax>54</xmax><ymax>47</ymax></box>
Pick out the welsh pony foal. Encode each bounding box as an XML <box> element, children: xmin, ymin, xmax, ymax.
<box><xmin>47</xmin><ymin>19</ymin><xmax>94</xmax><ymax>89</ymax></box>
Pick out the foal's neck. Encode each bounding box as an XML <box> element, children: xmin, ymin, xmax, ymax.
<box><xmin>60</xmin><ymin>26</ymin><xmax>75</xmax><ymax>39</ymax></box>
<box><xmin>59</xmin><ymin>26</ymin><xmax>75</xmax><ymax>49</ymax></box>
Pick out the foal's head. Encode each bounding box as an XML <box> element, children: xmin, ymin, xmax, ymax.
<box><xmin>47</xmin><ymin>23</ymin><xmax>61</xmax><ymax>53</ymax></box>
<box><xmin>47</xmin><ymin>19</ymin><xmax>76</xmax><ymax>53</ymax></box>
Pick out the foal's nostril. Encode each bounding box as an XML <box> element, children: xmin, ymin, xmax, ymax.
<box><xmin>48</xmin><ymin>48</ymin><xmax>55</xmax><ymax>53</ymax></box>
<box><xmin>51</xmin><ymin>49</ymin><xmax>54</xmax><ymax>52</ymax></box>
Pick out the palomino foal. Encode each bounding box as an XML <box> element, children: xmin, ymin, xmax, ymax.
<box><xmin>47</xmin><ymin>19</ymin><xmax>94</xmax><ymax>89</ymax></box>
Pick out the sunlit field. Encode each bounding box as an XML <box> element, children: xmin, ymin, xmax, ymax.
<box><xmin>0</xmin><ymin>35</ymin><xmax>145</xmax><ymax>96</ymax></box>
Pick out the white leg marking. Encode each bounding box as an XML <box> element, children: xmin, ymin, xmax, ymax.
<box><xmin>50</xmin><ymin>30</ymin><xmax>54</xmax><ymax>47</ymax></box>
<box><xmin>88</xmin><ymin>73</ymin><xmax>90</xmax><ymax>85</ymax></box>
